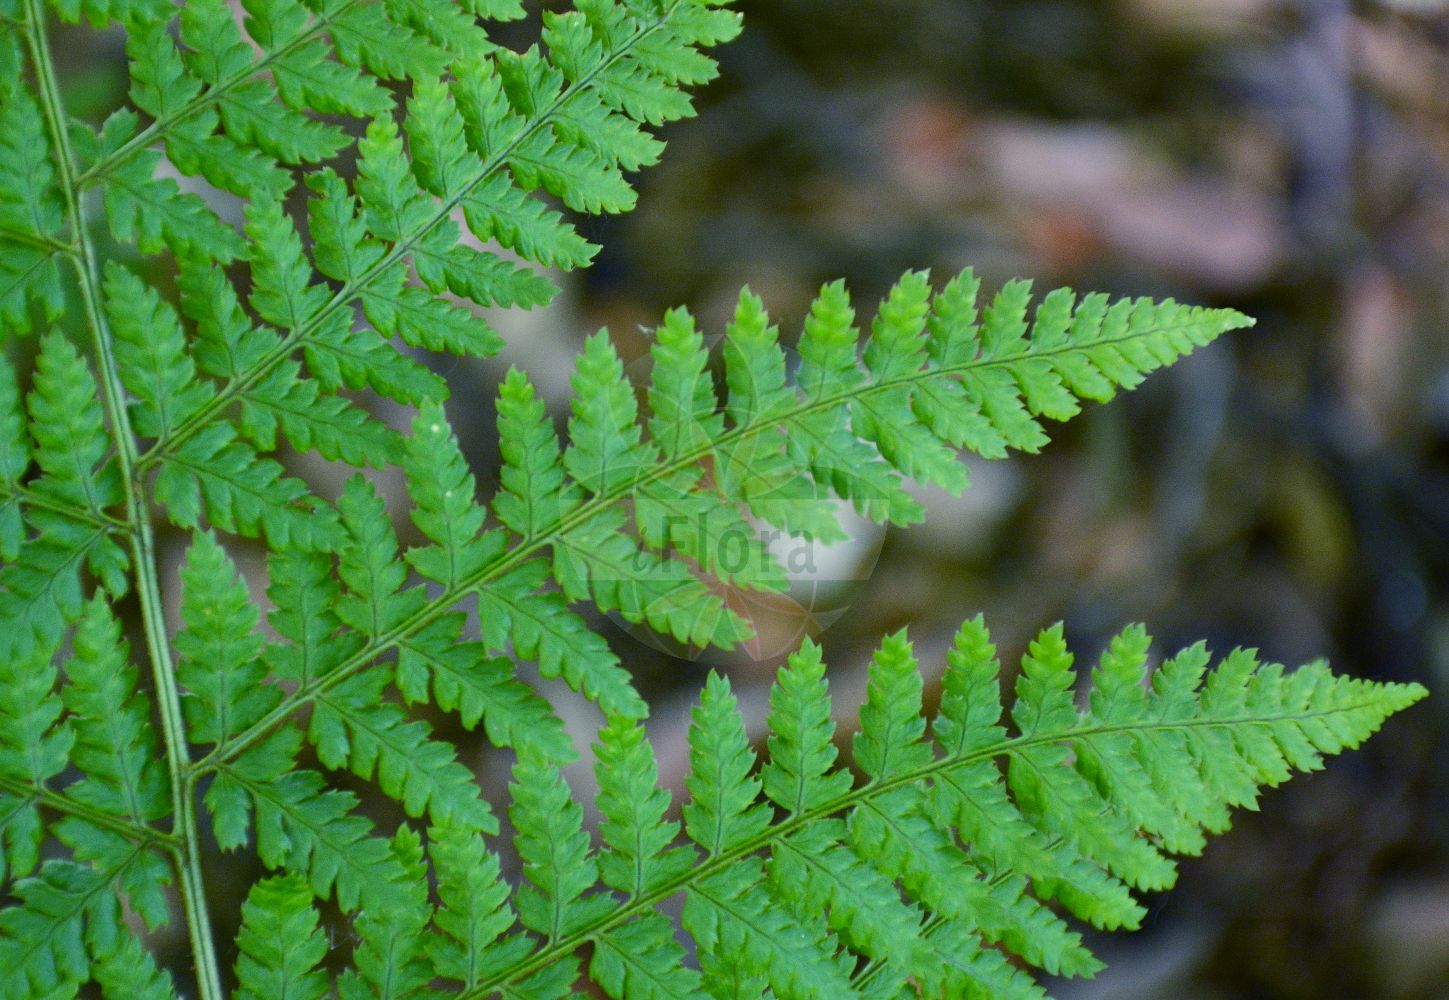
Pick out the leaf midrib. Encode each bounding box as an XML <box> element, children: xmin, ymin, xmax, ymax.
<box><xmin>463</xmin><ymin>700</ymin><xmax>1388</xmax><ymax>998</ymax></box>
<box><xmin>191</xmin><ymin>314</ymin><xmax>1242</xmax><ymax>775</ymax></box>
<box><xmin>73</xmin><ymin>0</ymin><xmax>370</xmax><ymax>189</ymax></box>
<box><xmin>134</xmin><ymin>6</ymin><xmax>680</xmax><ymax>474</ymax></box>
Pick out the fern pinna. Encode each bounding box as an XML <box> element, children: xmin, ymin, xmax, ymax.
<box><xmin>0</xmin><ymin>0</ymin><xmax>1426</xmax><ymax>995</ymax></box>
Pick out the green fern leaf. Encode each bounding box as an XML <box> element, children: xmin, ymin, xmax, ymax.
<box><xmin>49</xmin><ymin>0</ymin><xmax>171</xmax><ymax>28</ymax></box>
<box><xmin>103</xmin><ymin>264</ymin><xmax>215</xmax><ymax>440</ymax></box>
<box><xmin>0</xmin><ymin>1</ymin><xmax>1427</xmax><ymax>995</ymax></box>
<box><xmin>0</xmin><ymin>238</ymin><xmax>65</xmax><ymax>342</ymax></box>
<box><xmin>234</xmin><ymin>874</ymin><xmax>329</xmax><ymax>1000</ymax></box>
<box><xmin>336</xmin><ymin>475</ymin><xmax>428</xmax><ymax>637</ymax></box>
<box><xmin>176</xmin><ymin>531</ymin><xmax>280</xmax><ymax>747</ymax></box>
<box><xmin>208</xmin><ymin>729</ymin><xmax>408</xmax><ymax>911</ymax></box>
<box><xmin>91</xmin><ymin>932</ymin><xmax>180</xmax><ymax>1000</ymax></box>
<box><xmin>26</xmin><ymin>332</ymin><xmax>121</xmax><ymax>517</ymax></box>
<box><xmin>397</xmin><ymin>616</ymin><xmax>575</xmax><ymax>762</ymax></box>
<box><xmin>0</xmin><ymin>860</ymin><xmax>111</xmax><ymax>997</ymax></box>
<box><xmin>175</xmin><ymin>257</ymin><xmax>273</xmax><ymax>379</ymax></box>
<box><xmin>459</xmin><ymin>618</ymin><xmax>1425</xmax><ymax>1000</ymax></box>
<box><xmin>245</xmin><ymin>198</ymin><xmax>330</xmax><ymax>333</ymax></box>
<box><xmin>55</xmin><ymin>816</ymin><xmax>171</xmax><ymax>935</ymax></box>
<box><xmin>326</xmin><ymin>0</ymin><xmax>449</xmax><ymax>80</ymax></box>
<box><xmin>155</xmin><ymin>424</ymin><xmax>344</xmax><ymax>550</ymax></box>
<box><xmin>478</xmin><ymin>560</ymin><xmax>648</xmax><ymax>719</ymax></box>
<box><xmin>590</xmin><ymin>911</ymin><xmax>702</xmax><ymax>1000</ymax></box>
<box><xmin>769</xmin><ymin>819</ymin><xmax>931</xmax><ymax>989</ymax></box>
<box><xmin>462</xmin><ymin>171</ymin><xmax>596</xmax><ymax>270</ymax></box>
<box><xmin>125</xmin><ymin>22</ymin><xmax>291</xmax><ymax>198</ymax></box>
<box><xmin>493</xmin><ymin>368</ymin><xmax>579</xmax><ymax>540</ymax></box>
<box><xmin>263</xmin><ymin>547</ymin><xmax>360</xmax><ymax>687</ymax></box>
<box><xmin>0</xmin><ymin>355</ymin><xmax>26</xmax><ymax>561</ymax></box>
<box><xmin>683</xmin><ymin>673</ymin><xmax>771</xmax><ymax>856</ymax></box>
<box><xmin>427</xmin><ymin>821</ymin><xmax>529</xmax><ymax>990</ymax></box>
<box><xmin>0</xmin><ymin>515</ymin><xmax>120</xmax><ymax>664</ymax></box>
<box><xmin>303</xmin><ymin>310</ymin><xmax>447</xmax><ymax>405</ymax></box>
<box><xmin>101</xmin><ymin>143</ymin><xmax>244</xmax><ymax>262</ymax></box>
<box><xmin>309</xmin><ymin>665</ymin><xmax>496</xmax><ymax>832</ymax></box>
<box><xmin>0</xmin><ymin>334</ymin><xmax>127</xmax><ymax>661</ymax></box>
<box><xmin>337</xmin><ymin>827</ymin><xmax>435</xmax><ymax>1000</ymax></box>
<box><xmin>241</xmin><ymin>362</ymin><xmax>401</xmax><ymax>469</ymax></box>
<box><xmin>0</xmin><ymin>646</ymin><xmax>70</xmax><ymax>883</ymax></box>
<box><xmin>0</xmin><ymin>81</ymin><xmax>66</xmax><ymax>333</ymax></box>
<box><xmin>686</xmin><ymin>856</ymin><xmax>860</xmax><ymax>1000</ymax></box>
<box><xmin>596</xmin><ymin>718</ymin><xmax>696</xmax><ymax>897</ymax></box>
<box><xmin>60</xmin><ymin>597</ymin><xmax>169</xmax><ymax>825</ymax></box>
<box><xmin>853</xmin><ymin>629</ymin><xmax>933</xmax><ymax>780</ymax></box>
<box><xmin>762</xmin><ymin>641</ymin><xmax>852</xmax><ymax>815</ymax></box>
<box><xmin>510</xmin><ymin>756</ymin><xmax>614</xmax><ymax>940</ymax></box>
<box><xmin>0</xmin><ymin>808</ymin><xmax>169</xmax><ymax>999</ymax></box>
<box><xmin>404</xmin><ymin>402</ymin><xmax>504</xmax><ymax>588</ymax></box>
<box><xmin>566</xmin><ymin>330</ymin><xmax>655</xmax><ymax>493</ymax></box>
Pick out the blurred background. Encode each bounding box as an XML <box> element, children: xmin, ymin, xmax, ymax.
<box><xmin>525</xmin><ymin>0</ymin><xmax>1449</xmax><ymax>995</ymax></box>
<box><xmin>43</xmin><ymin>0</ymin><xmax>1449</xmax><ymax>996</ymax></box>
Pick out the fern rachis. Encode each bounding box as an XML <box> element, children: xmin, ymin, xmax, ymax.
<box><xmin>0</xmin><ymin>0</ymin><xmax>1428</xmax><ymax>997</ymax></box>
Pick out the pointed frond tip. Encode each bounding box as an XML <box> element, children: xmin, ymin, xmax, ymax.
<box><xmin>437</xmin><ymin>269</ymin><xmax>1254</xmax><ymax>689</ymax></box>
<box><xmin>331</xmin><ymin>618</ymin><xmax>1419</xmax><ymax>1000</ymax></box>
<box><xmin>168</xmin><ymin>269</ymin><xmax>1256</xmax><ymax>789</ymax></box>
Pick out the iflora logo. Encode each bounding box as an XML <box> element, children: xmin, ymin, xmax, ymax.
<box><xmin>612</xmin><ymin>497</ymin><xmax>886</xmax><ymax>665</ymax></box>
<box><xmin>611</xmin><ymin>339</ymin><xmax>887</xmax><ymax>664</ymax></box>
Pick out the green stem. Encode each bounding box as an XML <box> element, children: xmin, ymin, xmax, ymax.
<box><xmin>191</xmin><ymin>318</ymin><xmax>1224</xmax><ymax>775</ymax></box>
<box><xmin>467</xmin><ymin>702</ymin><xmax>1389</xmax><ymax>998</ymax></box>
<box><xmin>134</xmin><ymin>7</ymin><xmax>676</xmax><ymax>474</ymax></box>
<box><xmin>0</xmin><ymin>222</ymin><xmax>77</xmax><ymax>256</ymax></box>
<box><xmin>71</xmin><ymin>0</ymin><xmax>366</xmax><ymax>189</ymax></box>
<box><xmin>0</xmin><ymin>774</ymin><xmax>179</xmax><ymax>852</ymax></box>
<box><xmin>0</xmin><ymin>482</ymin><xmax>128</xmax><ymax>531</ymax></box>
<box><xmin>20</xmin><ymin>7</ymin><xmax>224</xmax><ymax>998</ymax></box>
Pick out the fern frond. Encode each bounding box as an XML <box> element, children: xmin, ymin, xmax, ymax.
<box><xmin>337</xmin><ymin>826</ymin><xmax>435</xmax><ymax>1000</ymax></box>
<box><xmin>204</xmin><ymin>270</ymin><xmax>1251</xmax><ymax>778</ymax></box>
<box><xmin>233</xmin><ymin>874</ymin><xmax>329</xmax><ymax>1000</ymax></box>
<box><xmin>103</xmin><ymin>264</ymin><xmax>214</xmax><ymax>442</ymax></box>
<box><xmin>91</xmin><ymin>932</ymin><xmax>180</xmax><ymax>1000</ymax></box>
<box><xmin>510</xmin><ymin>754</ymin><xmax>616</xmax><ymax>943</ymax></box>
<box><xmin>25</xmin><ymin>332</ymin><xmax>122</xmax><ymax>519</ymax></box>
<box><xmin>309</xmin><ymin>665</ymin><xmax>496</xmax><ymax>832</ymax></box>
<box><xmin>0</xmin><ymin>355</ymin><xmax>29</xmax><ymax>561</ymax></box>
<box><xmin>596</xmin><ymin>718</ymin><xmax>695</xmax><ymax>898</ymax></box>
<box><xmin>207</xmin><ymin>729</ymin><xmax>409</xmax><ymax>912</ymax></box>
<box><xmin>0</xmin><ymin>645</ymin><xmax>69</xmax><ymax>887</ymax></box>
<box><xmin>0</xmin><ymin>826</ymin><xmax>167</xmax><ymax>1000</ymax></box>
<box><xmin>60</xmin><ymin>597</ymin><xmax>170</xmax><ymax>826</ymax></box>
<box><xmin>397</xmin><ymin>617</ymin><xmax>575</xmax><ymax>762</ymax></box>
<box><xmin>0</xmin><ymin>0</ymin><xmax>1423</xmax><ymax>992</ymax></box>
<box><xmin>263</xmin><ymin>547</ymin><xmax>359</xmax><ymax>688</ymax></box>
<box><xmin>417</xmin><ymin>618</ymin><xmax>1423</xmax><ymax>1000</ymax></box>
<box><xmin>426</xmin><ymin>820</ymin><xmax>527</xmax><ymax>991</ymax></box>
<box><xmin>176</xmin><ymin>532</ymin><xmax>280</xmax><ymax>748</ymax></box>
<box><xmin>404</xmin><ymin>402</ymin><xmax>504</xmax><ymax>589</ymax></box>
<box><xmin>0</xmin><ymin>77</ymin><xmax>66</xmax><ymax>334</ymax></box>
<box><xmin>154</xmin><ymin>424</ymin><xmax>343</xmax><ymax>551</ymax></box>
<box><xmin>0</xmin><ymin>859</ymin><xmax>116</xmax><ymax>997</ymax></box>
<box><xmin>96</xmin><ymin>117</ymin><xmax>245</xmax><ymax>262</ymax></box>
<box><xmin>0</xmin><ymin>335</ymin><xmax>130</xmax><ymax>663</ymax></box>
<box><xmin>106</xmin><ymin>0</ymin><xmax>741</xmax><ymax>551</ymax></box>
<box><xmin>479</xmin><ymin>558</ymin><xmax>649</xmax><ymax>720</ymax></box>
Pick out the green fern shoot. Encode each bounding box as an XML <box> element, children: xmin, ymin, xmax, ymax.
<box><xmin>0</xmin><ymin>0</ymin><xmax>1426</xmax><ymax>996</ymax></box>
